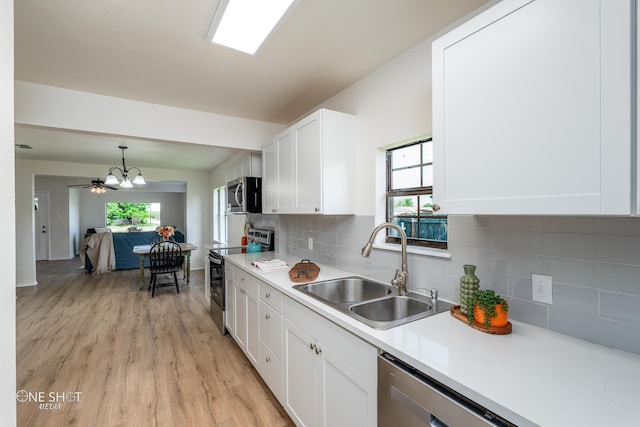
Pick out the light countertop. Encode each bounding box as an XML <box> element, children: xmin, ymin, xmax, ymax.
<box><xmin>225</xmin><ymin>252</ymin><xmax>640</xmax><ymax>427</ymax></box>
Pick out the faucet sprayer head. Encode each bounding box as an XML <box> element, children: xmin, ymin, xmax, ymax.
<box><xmin>361</xmin><ymin>242</ymin><xmax>374</xmax><ymax>257</ymax></box>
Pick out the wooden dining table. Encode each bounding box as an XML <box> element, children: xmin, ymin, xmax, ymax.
<box><xmin>132</xmin><ymin>242</ymin><xmax>198</xmax><ymax>289</ymax></box>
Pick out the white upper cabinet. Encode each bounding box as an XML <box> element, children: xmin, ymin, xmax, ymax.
<box><xmin>262</xmin><ymin>108</ymin><xmax>357</xmax><ymax>215</ymax></box>
<box><xmin>433</xmin><ymin>0</ymin><xmax>634</xmax><ymax>215</ymax></box>
<box><xmin>262</xmin><ymin>129</ymin><xmax>294</xmax><ymax>213</ymax></box>
<box><xmin>228</xmin><ymin>151</ymin><xmax>262</xmax><ymax>182</ymax></box>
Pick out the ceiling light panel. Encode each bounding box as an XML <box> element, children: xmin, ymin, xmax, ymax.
<box><xmin>207</xmin><ymin>0</ymin><xmax>296</xmax><ymax>55</ymax></box>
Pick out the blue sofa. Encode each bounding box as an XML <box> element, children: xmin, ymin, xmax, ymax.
<box><xmin>86</xmin><ymin>230</ymin><xmax>185</xmax><ymax>272</ymax></box>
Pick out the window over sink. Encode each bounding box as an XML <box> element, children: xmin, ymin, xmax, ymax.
<box><xmin>386</xmin><ymin>138</ymin><xmax>447</xmax><ymax>249</ymax></box>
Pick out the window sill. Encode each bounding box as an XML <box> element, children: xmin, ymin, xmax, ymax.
<box><xmin>372</xmin><ymin>242</ymin><xmax>451</xmax><ymax>259</ymax></box>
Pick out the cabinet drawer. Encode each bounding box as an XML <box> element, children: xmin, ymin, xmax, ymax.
<box><xmin>259</xmin><ymin>342</ymin><xmax>283</xmax><ymax>404</ymax></box>
<box><xmin>259</xmin><ymin>300</ymin><xmax>283</xmax><ymax>360</ymax></box>
<box><xmin>235</xmin><ymin>269</ymin><xmax>258</xmax><ymax>295</ymax></box>
<box><xmin>260</xmin><ymin>282</ymin><xmax>283</xmax><ymax>312</ymax></box>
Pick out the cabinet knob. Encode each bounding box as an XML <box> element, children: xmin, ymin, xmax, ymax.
<box><xmin>240</xmin><ymin>276</ymin><xmax>245</xmax><ymax>281</ymax></box>
<box><xmin>432</xmin><ymin>204</ymin><xmax>441</xmax><ymax>212</ymax></box>
<box><xmin>309</xmin><ymin>343</ymin><xmax>316</xmax><ymax>350</ymax></box>
<box><xmin>265</xmin><ymin>356</ymin><xmax>271</xmax><ymax>363</ymax></box>
<box><xmin>240</xmin><ymin>288</ymin><xmax>246</xmax><ymax>294</ymax></box>
<box><xmin>315</xmin><ymin>347</ymin><xmax>322</xmax><ymax>355</ymax></box>
<box><xmin>265</xmin><ymin>314</ymin><xmax>270</xmax><ymax>319</ymax></box>
<box><xmin>315</xmin><ymin>207</ymin><xmax>320</xmax><ymax>212</ymax></box>
<box><xmin>265</xmin><ymin>293</ymin><xmax>271</xmax><ymax>298</ymax></box>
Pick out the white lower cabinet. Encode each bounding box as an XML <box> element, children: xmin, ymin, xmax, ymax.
<box><xmin>233</xmin><ymin>268</ymin><xmax>259</xmax><ymax>367</ymax></box>
<box><xmin>259</xmin><ymin>282</ymin><xmax>284</xmax><ymax>403</ymax></box>
<box><xmin>224</xmin><ymin>262</ymin><xmax>234</xmax><ymax>334</ymax></box>
<box><xmin>228</xmin><ymin>266</ymin><xmax>377</xmax><ymax>426</ymax></box>
<box><xmin>283</xmin><ymin>297</ymin><xmax>377</xmax><ymax>427</ymax></box>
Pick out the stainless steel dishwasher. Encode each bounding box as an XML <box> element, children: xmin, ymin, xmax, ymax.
<box><xmin>378</xmin><ymin>353</ymin><xmax>516</xmax><ymax>427</ymax></box>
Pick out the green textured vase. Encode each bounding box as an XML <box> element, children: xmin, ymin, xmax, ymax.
<box><xmin>459</xmin><ymin>264</ymin><xmax>480</xmax><ymax>315</ymax></box>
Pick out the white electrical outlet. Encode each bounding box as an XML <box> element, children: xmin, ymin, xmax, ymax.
<box><xmin>532</xmin><ymin>274</ymin><xmax>553</xmax><ymax>304</ymax></box>
<box><xmin>308</xmin><ymin>237</ymin><xmax>313</xmax><ymax>250</ymax></box>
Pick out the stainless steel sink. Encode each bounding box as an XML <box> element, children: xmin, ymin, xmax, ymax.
<box><xmin>295</xmin><ymin>277</ymin><xmax>396</xmax><ymax>305</ymax></box>
<box><xmin>293</xmin><ymin>277</ymin><xmax>452</xmax><ymax>329</ymax></box>
<box><xmin>350</xmin><ymin>295</ymin><xmax>448</xmax><ymax>329</ymax></box>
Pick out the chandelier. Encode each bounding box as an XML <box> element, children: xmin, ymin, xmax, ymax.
<box><xmin>104</xmin><ymin>146</ymin><xmax>146</xmax><ymax>188</ymax></box>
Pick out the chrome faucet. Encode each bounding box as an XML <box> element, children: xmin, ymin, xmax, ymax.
<box><xmin>361</xmin><ymin>222</ymin><xmax>408</xmax><ymax>296</ymax></box>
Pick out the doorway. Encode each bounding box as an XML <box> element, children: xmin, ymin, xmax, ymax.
<box><xmin>34</xmin><ymin>191</ymin><xmax>50</xmax><ymax>261</ymax></box>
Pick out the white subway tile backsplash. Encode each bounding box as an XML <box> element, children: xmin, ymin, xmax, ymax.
<box><xmin>541</xmin><ymin>232</ymin><xmax>597</xmax><ymax>260</ymax></box>
<box><xmin>600</xmin><ymin>292</ymin><xmax>640</xmax><ymax>326</ymax></box>
<box><xmin>598</xmin><ymin>234</ymin><xmax>640</xmax><ymax>265</ymax></box>
<box><xmin>277</xmin><ymin>214</ymin><xmax>640</xmax><ymax>355</ymax></box>
<box><xmin>508</xmin><ymin>298</ymin><xmax>548</xmax><ymax>328</ymax></box>
<box><xmin>549</xmin><ymin>309</ymin><xmax>640</xmax><ymax>355</ymax></box>
<box><xmin>552</xmin><ymin>283</ymin><xmax>598</xmax><ymax>316</ymax></box>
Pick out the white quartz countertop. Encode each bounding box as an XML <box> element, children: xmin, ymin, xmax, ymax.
<box><xmin>225</xmin><ymin>252</ymin><xmax>640</xmax><ymax>427</ymax></box>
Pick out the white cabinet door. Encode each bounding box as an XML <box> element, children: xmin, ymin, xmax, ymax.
<box><xmin>294</xmin><ymin>111</ymin><xmax>323</xmax><ymax>214</ymax></box>
<box><xmin>262</xmin><ymin>140</ymin><xmax>277</xmax><ymax>213</ymax></box>
<box><xmin>278</xmin><ymin>131</ymin><xmax>295</xmax><ymax>213</ymax></box>
<box><xmin>224</xmin><ymin>268</ymin><xmax>234</xmax><ymax>334</ymax></box>
<box><xmin>245</xmin><ymin>288</ymin><xmax>259</xmax><ymax>366</ymax></box>
<box><xmin>262</xmin><ymin>130</ymin><xmax>294</xmax><ymax>213</ymax></box>
<box><xmin>283</xmin><ymin>298</ymin><xmax>377</xmax><ymax>427</ymax></box>
<box><xmin>233</xmin><ymin>283</ymin><xmax>247</xmax><ymax>350</ymax></box>
<box><xmin>433</xmin><ymin>0</ymin><xmax>633</xmax><ymax>215</ymax></box>
<box><xmin>233</xmin><ymin>270</ymin><xmax>259</xmax><ymax>367</ymax></box>
<box><xmin>284</xmin><ymin>319</ymin><xmax>317</xmax><ymax>427</ymax></box>
<box><xmin>321</xmin><ymin>347</ymin><xmax>376</xmax><ymax>427</ymax></box>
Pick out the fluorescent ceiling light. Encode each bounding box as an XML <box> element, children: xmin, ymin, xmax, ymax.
<box><xmin>207</xmin><ymin>0</ymin><xmax>296</xmax><ymax>55</ymax></box>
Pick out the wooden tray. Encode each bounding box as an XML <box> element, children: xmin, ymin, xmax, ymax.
<box><xmin>450</xmin><ymin>305</ymin><xmax>512</xmax><ymax>335</ymax></box>
<box><xmin>288</xmin><ymin>259</ymin><xmax>320</xmax><ymax>283</ymax></box>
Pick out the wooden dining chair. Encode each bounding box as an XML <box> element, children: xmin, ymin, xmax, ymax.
<box><xmin>148</xmin><ymin>241</ymin><xmax>182</xmax><ymax>297</ymax></box>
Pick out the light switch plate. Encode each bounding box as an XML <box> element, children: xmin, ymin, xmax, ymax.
<box><xmin>532</xmin><ymin>274</ymin><xmax>553</xmax><ymax>304</ymax></box>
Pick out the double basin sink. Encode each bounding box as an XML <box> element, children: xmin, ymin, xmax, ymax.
<box><xmin>293</xmin><ymin>277</ymin><xmax>452</xmax><ymax>330</ymax></box>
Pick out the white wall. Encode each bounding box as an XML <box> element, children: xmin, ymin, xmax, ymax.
<box><xmin>15</xmin><ymin>81</ymin><xmax>284</xmax><ymax>151</ymax></box>
<box><xmin>2</xmin><ymin>0</ymin><xmax>17</xmax><ymax>423</ymax></box>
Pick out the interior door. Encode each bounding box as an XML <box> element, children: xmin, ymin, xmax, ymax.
<box><xmin>34</xmin><ymin>191</ymin><xmax>49</xmax><ymax>261</ymax></box>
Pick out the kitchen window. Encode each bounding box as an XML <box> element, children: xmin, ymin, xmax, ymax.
<box><xmin>213</xmin><ymin>186</ymin><xmax>227</xmax><ymax>243</ymax></box>
<box><xmin>386</xmin><ymin>138</ymin><xmax>447</xmax><ymax>249</ymax></box>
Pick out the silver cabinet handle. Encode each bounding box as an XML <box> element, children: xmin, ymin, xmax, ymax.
<box><xmin>240</xmin><ymin>288</ymin><xmax>246</xmax><ymax>294</ymax></box>
<box><xmin>265</xmin><ymin>292</ymin><xmax>271</xmax><ymax>298</ymax></box>
<box><xmin>265</xmin><ymin>314</ymin><xmax>270</xmax><ymax>319</ymax></box>
<box><xmin>265</xmin><ymin>356</ymin><xmax>271</xmax><ymax>363</ymax></box>
<box><xmin>433</xmin><ymin>204</ymin><xmax>441</xmax><ymax>212</ymax></box>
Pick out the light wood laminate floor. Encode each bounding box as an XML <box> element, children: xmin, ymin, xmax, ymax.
<box><xmin>16</xmin><ymin>258</ymin><xmax>294</xmax><ymax>427</ymax></box>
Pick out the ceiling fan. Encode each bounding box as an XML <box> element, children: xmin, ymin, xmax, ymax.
<box><xmin>67</xmin><ymin>178</ymin><xmax>118</xmax><ymax>194</ymax></box>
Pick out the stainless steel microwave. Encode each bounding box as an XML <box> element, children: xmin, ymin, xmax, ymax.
<box><xmin>226</xmin><ymin>177</ymin><xmax>262</xmax><ymax>214</ymax></box>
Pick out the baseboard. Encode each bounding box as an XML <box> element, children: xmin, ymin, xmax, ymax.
<box><xmin>17</xmin><ymin>281</ymin><xmax>37</xmax><ymax>288</ymax></box>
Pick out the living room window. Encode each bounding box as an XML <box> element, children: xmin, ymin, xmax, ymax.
<box><xmin>106</xmin><ymin>202</ymin><xmax>161</xmax><ymax>232</ymax></box>
<box><xmin>386</xmin><ymin>138</ymin><xmax>447</xmax><ymax>249</ymax></box>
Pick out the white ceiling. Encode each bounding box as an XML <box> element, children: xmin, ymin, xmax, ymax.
<box><xmin>14</xmin><ymin>0</ymin><xmax>490</xmax><ymax>172</ymax></box>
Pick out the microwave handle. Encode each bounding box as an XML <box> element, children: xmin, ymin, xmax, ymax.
<box><xmin>234</xmin><ymin>183</ymin><xmax>243</xmax><ymax>207</ymax></box>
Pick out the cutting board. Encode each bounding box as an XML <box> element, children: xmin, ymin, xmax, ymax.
<box><xmin>288</xmin><ymin>259</ymin><xmax>320</xmax><ymax>283</ymax></box>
